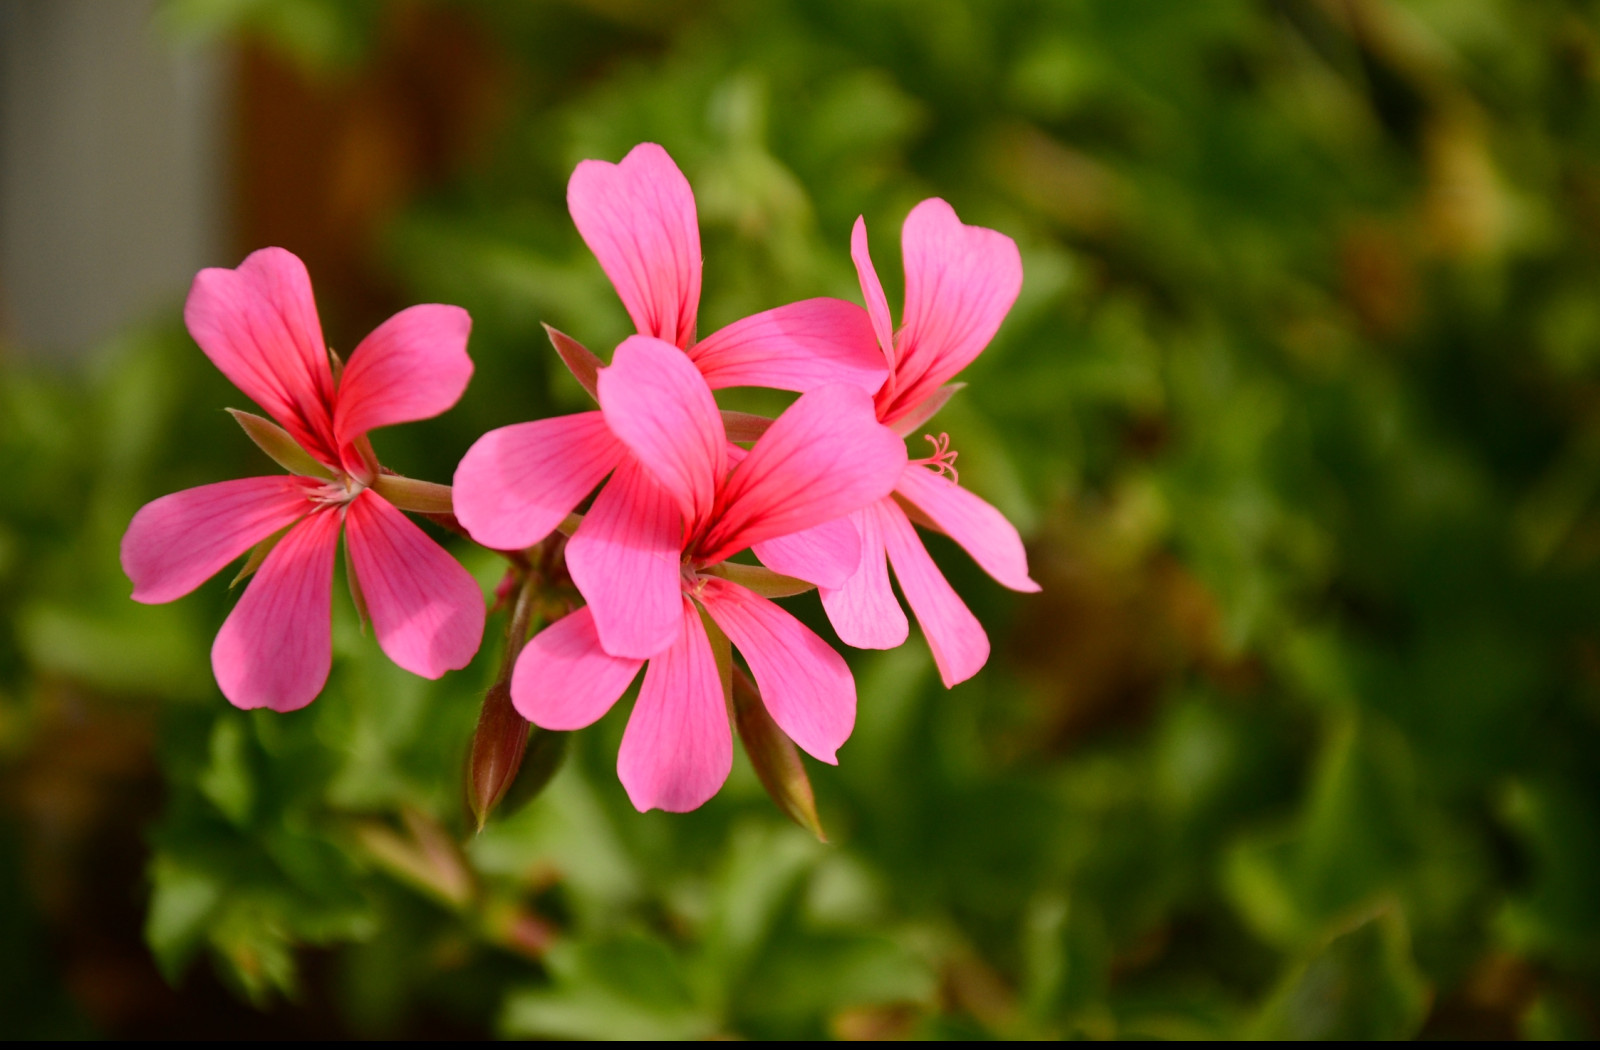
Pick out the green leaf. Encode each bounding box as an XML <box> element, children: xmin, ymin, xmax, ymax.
<box><xmin>145</xmin><ymin>858</ymin><xmax>224</xmax><ymax>984</ymax></box>
<box><xmin>1246</xmin><ymin>903</ymin><xmax>1431</xmax><ymax>1041</ymax></box>
<box><xmin>500</xmin><ymin>937</ymin><xmax>718</xmax><ymax>1040</ymax></box>
<box><xmin>198</xmin><ymin>716</ymin><xmax>255</xmax><ymax>826</ymax></box>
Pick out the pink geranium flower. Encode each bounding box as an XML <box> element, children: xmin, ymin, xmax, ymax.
<box><xmin>510</xmin><ymin>337</ymin><xmax>905</xmax><ymax>812</ymax></box>
<box><xmin>568</xmin><ymin>142</ymin><xmax>888</xmax><ymax>395</ymax></box>
<box><xmin>821</xmin><ymin>199</ymin><xmax>1041</xmax><ymax>687</ymax></box>
<box><xmin>120</xmin><ymin>248</ymin><xmax>486</xmax><ymax>712</ymax></box>
<box><xmin>453</xmin><ymin>143</ymin><xmax>893</xmax><ymax>661</ymax></box>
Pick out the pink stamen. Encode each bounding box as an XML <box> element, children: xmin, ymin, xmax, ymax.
<box><xmin>914</xmin><ymin>432</ymin><xmax>960</xmax><ymax>484</ymax></box>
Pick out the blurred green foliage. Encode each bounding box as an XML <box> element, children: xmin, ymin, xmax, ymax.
<box><xmin>5</xmin><ymin>0</ymin><xmax>1600</xmax><ymax>1038</ymax></box>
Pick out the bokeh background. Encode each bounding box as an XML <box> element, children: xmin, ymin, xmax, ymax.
<box><xmin>3</xmin><ymin>0</ymin><xmax>1600</xmax><ymax>1038</ymax></box>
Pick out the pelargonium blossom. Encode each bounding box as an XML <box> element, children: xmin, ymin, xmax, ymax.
<box><xmin>822</xmin><ymin>199</ymin><xmax>1040</xmax><ymax>687</ymax></box>
<box><xmin>567</xmin><ymin>142</ymin><xmax>888</xmax><ymax>395</ymax></box>
<box><xmin>453</xmin><ymin>143</ymin><xmax>894</xmax><ymax>661</ymax></box>
<box><xmin>511</xmin><ymin>336</ymin><xmax>905</xmax><ymax>812</ymax></box>
<box><xmin>120</xmin><ymin>248</ymin><xmax>486</xmax><ymax>712</ymax></box>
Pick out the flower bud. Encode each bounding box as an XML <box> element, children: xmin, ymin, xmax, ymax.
<box><xmin>467</xmin><ymin>681</ymin><xmax>571</xmax><ymax>830</ymax></box>
<box><xmin>466</xmin><ymin>679</ymin><xmax>530</xmax><ymax>831</ymax></box>
<box><xmin>732</xmin><ymin>666</ymin><xmax>827</xmax><ymax>841</ymax></box>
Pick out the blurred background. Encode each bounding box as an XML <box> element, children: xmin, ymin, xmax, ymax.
<box><xmin>3</xmin><ymin>0</ymin><xmax>1600</xmax><ymax>1038</ymax></box>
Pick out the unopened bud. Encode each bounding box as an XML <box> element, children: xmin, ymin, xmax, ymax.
<box><xmin>732</xmin><ymin>666</ymin><xmax>827</xmax><ymax>841</ymax></box>
<box><xmin>467</xmin><ymin>679</ymin><xmax>530</xmax><ymax>831</ymax></box>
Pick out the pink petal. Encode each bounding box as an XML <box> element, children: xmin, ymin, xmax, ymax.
<box><xmin>596</xmin><ymin>335</ymin><xmax>724</xmax><ymax>530</ymax></box>
<box><xmin>697</xmin><ymin>384</ymin><xmax>906</xmax><ymax>565</ymax></box>
<box><xmin>850</xmin><ymin>218</ymin><xmax>896</xmax><ymax>369</ymax></box>
<box><xmin>568</xmin><ymin>142</ymin><xmax>701</xmax><ymax>349</ymax></box>
<box><xmin>819</xmin><ymin>503</ymin><xmax>909</xmax><ymax>650</ymax></box>
<box><xmin>343</xmin><ymin>491</ymin><xmax>485</xmax><ymax>678</ymax></box>
<box><xmin>894</xmin><ymin>464</ymin><xmax>1039</xmax><ymax>592</ymax></box>
<box><xmin>890</xmin><ymin>381</ymin><xmax>964</xmax><ymax>438</ymax></box>
<box><xmin>751</xmin><ymin>516</ymin><xmax>861</xmax><ymax>590</ymax></box>
<box><xmin>617</xmin><ymin>597</ymin><xmax>730</xmax><ymax>812</ymax></box>
<box><xmin>185</xmin><ymin>248</ymin><xmax>339</xmax><ymax>464</ymax></box>
<box><xmin>452</xmin><ymin>412</ymin><xmax>625</xmax><ymax>550</ymax></box>
<box><xmin>334</xmin><ymin>304</ymin><xmax>473</xmax><ymax>451</ymax></box>
<box><xmin>211</xmin><ymin>508</ymin><xmax>340</xmax><ymax>712</ymax></box>
<box><xmin>688</xmin><ymin>299</ymin><xmax>888</xmax><ymax>395</ymax></box>
<box><xmin>566</xmin><ymin>456</ymin><xmax>684</xmax><ymax>660</ymax></box>
<box><xmin>511</xmin><ymin>606</ymin><xmax>644</xmax><ymax>729</ymax></box>
<box><xmin>879</xmin><ymin>498</ymin><xmax>988</xmax><ymax>687</ymax></box>
<box><xmin>698</xmin><ymin>577</ymin><xmax>854</xmax><ymax>764</ymax></box>
<box><xmin>122</xmin><ymin>476</ymin><xmax>316</xmax><ymax>604</ymax></box>
<box><xmin>882</xmin><ymin>199</ymin><xmax>1022</xmax><ymax>422</ymax></box>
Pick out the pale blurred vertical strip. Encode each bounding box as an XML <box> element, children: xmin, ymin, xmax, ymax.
<box><xmin>0</xmin><ymin>0</ymin><xmax>229</xmax><ymax>360</ymax></box>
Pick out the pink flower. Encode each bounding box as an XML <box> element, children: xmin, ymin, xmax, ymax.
<box><xmin>822</xmin><ymin>199</ymin><xmax>1041</xmax><ymax>687</ymax></box>
<box><xmin>455</xmin><ymin>143</ymin><xmax>896</xmax><ymax>660</ymax></box>
<box><xmin>510</xmin><ymin>337</ymin><xmax>905</xmax><ymax>812</ymax></box>
<box><xmin>568</xmin><ymin>142</ymin><xmax>888</xmax><ymax>396</ymax></box>
<box><xmin>120</xmin><ymin>248</ymin><xmax>486</xmax><ymax>712</ymax></box>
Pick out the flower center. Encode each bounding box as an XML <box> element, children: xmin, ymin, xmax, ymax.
<box><xmin>310</xmin><ymin>474</ymin><xmax>367</xmax><ymax>508</ymax></box>
<box><xmin>912</xmin><ymin>432</ymin><xmax>960</xmax><ymax>484</ymax></box>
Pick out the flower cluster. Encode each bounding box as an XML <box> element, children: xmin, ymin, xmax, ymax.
<box><xmin>121</xmin><ymin>143</ymin><xmax>1036</xmax><ymax>818</ymax></box>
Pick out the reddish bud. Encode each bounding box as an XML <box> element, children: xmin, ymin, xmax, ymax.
<box><xmin>467</xmin><ymin>679</ymin><xmax>530</xmax><ymax>831</ymax></box>
<box><xmin>732</xmin><ymin>665</ymin><xmax>827</xmax><ymax>841</ymax></box>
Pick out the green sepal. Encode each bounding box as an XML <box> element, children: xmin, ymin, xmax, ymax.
<box><xmin>227</xmin><ymin>408</ymin><xmax>334</xmax><ymax>478</ymax></box>
<box><xmin>231</xmin><ymin>522</ymin><xmax>293</xmax><ymax>588</ymax></box>
<box><xmin>544</xmin><ymin>323</ymin><xmax>601</xmax><ymax>401</ymax></box>
<box><xmin>702</xmin><ymin>561</ymin><xmax>814</xmax><ymax>598</ymax></box>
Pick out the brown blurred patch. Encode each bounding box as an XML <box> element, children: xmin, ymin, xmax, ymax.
<box><xmin>235</xmin><ymin>1</ymin><xmax>512</xmax><ymax>346</ymax></box>
<box><xmin>830</xmin><ymin>1002</ymin><xmax>922</xmax><ymax>1040</ymax></box>
<box><xmin>5</xmin><ymin>682</ymin><xmax>161</xmax><ymax>1029</ymax></box>
<box><xmin>1005</xmin><ymin>487</ymin><xmax>1256</xmax><ymax>756</ymax></box>
<box><xmin>1560</xmin><ymin>162</ymin><xmax>1600</xmax><ymax>251</ymax></box>
<box><xmin>1419</xmin><ymin>951</ymin><xmax>1539</xmax><ymax>1041</ymax></box>
<box><xmin>1338</xmin><ymin>218</ymin><xmax>1417</xmax><ymax>341</ymax></box>
<box><xmin>939</xmin><ymin>949</ymin><xmax>1018</xmax><ymax>1033</ymax></box>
